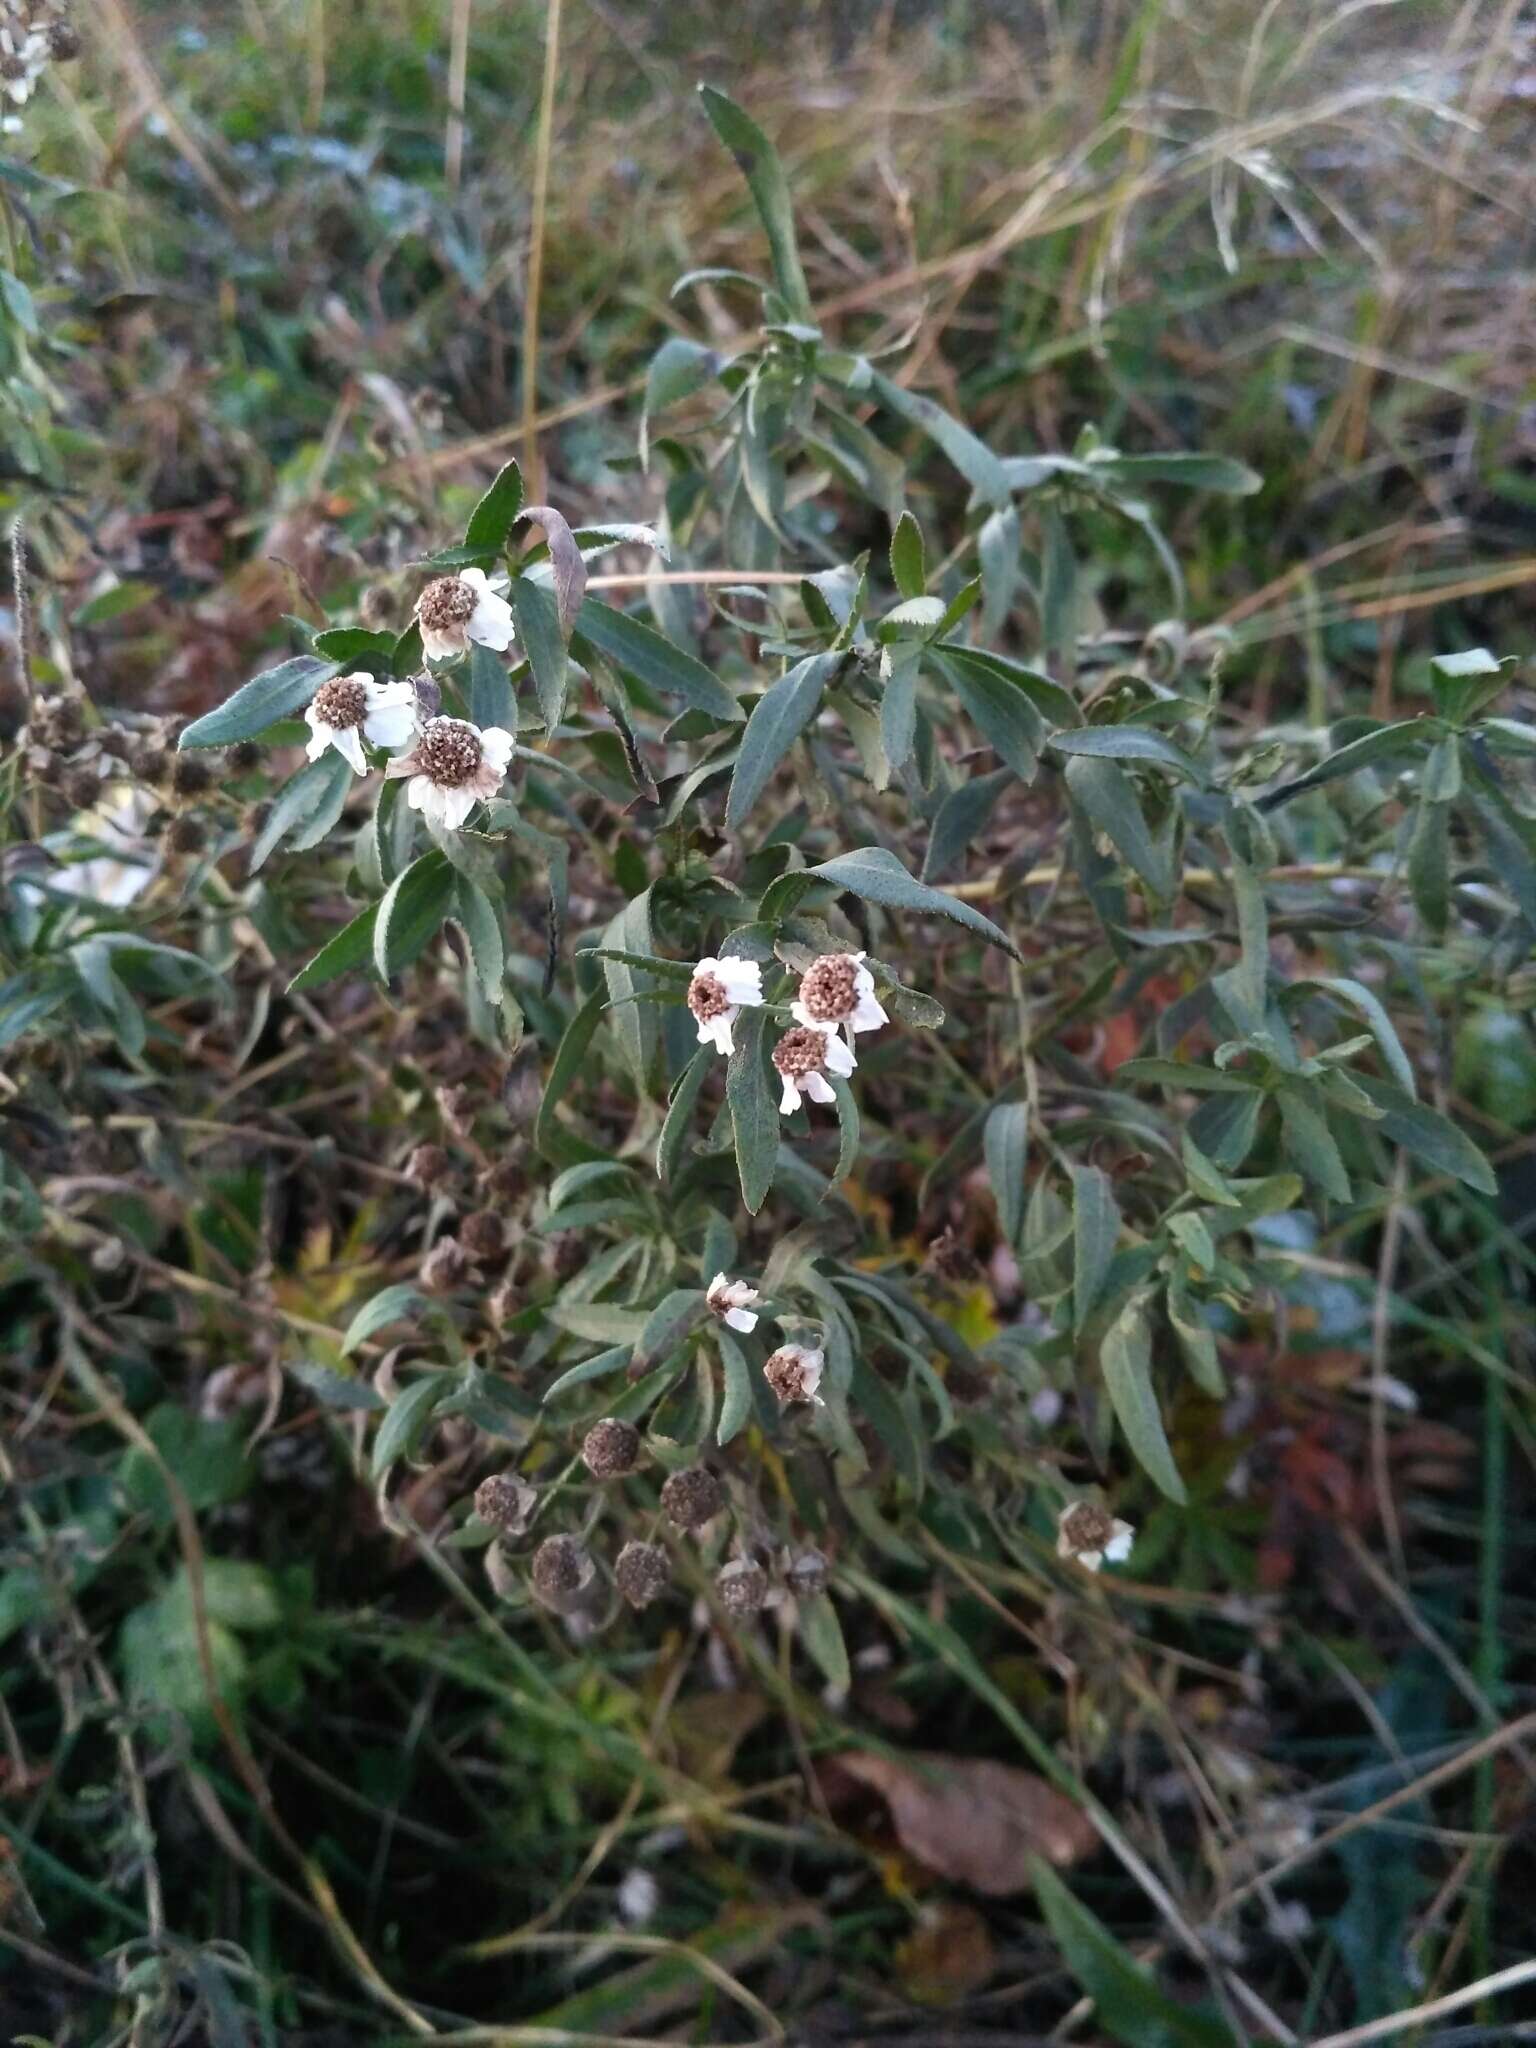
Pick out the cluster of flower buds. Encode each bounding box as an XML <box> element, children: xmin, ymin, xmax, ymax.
<box><xmin>686</xmin><ymin>949</ymin><xmax>888</xmax><ymax>1117</ymax></box>
<box><xmin>1</xmin><ymin>0</ymin><xmax>79</xmax><ymax>130</ymax></box>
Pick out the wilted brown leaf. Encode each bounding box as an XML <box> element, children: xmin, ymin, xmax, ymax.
<box><xmin>895</xmin><ymin>1901</ymin><xmax>996</xmax><ymax>2003</ymax></box>
<box><xmin>833</xmin><ymin>1750</ymin><xmax>1096</xmax><ymax>1896</ymax></box>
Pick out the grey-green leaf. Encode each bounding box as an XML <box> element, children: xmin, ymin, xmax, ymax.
<box><xmin>726</xmin><ymin>651</ymin><xmax>840</xmax><ymax>829</ymax></box>
<box><xmin>727</xmin><ymin>1006</ymin><xmax>779</xmax><ymax>1213</ymax></box>
<box><xmin>179</xmin><ymin>654</ymin><xmax>338</xmax><ymax>750</ymax></box>
<box><xmin>1071</xmin><ymin>1163</ymin><xmax>1120</xmax><ymax>1336</ymax></box>
<box><xmin>1100</xmin><ymin>1295</ymin><xmax>1187</xmax><ymax>1504</ymax></box>
<box><xmin>984</xmin><ymin>1102</ymin><xmax>1029</xmax><ymax>1249</ymax></box>
<box><xmin>697</xmin><ymin>86</ymin><xmax>814</xmax><ymax>323</ymax></box>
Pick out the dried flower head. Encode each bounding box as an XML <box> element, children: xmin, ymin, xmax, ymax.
<box><xmin>614</xmin><ymin>1540</ymin><xmax>670</xmax><ymax>1610</ymax></box>
<box><xmin>763</xmin><ymin>1343</ymin><xmax>825</xmax><ymax>1406</ymax></box>
<box><xmin>171</xmin><ymin>754</ymin><xmax>214</xmax><ymax>797</ymax></box>
<box><xmin>580</xmin><ymin>1417</ymin><xmax>641</xmax><ymax>1480</ymax></box>
<box><xmin>304</xmin><ymin>670</ymin><xmax>419</xmax><ymax>775</ymax></box>
<box><xmin>686</xmin><ymin>955</ymin><xmax>764</xmax><ymax>1058</ymax></box>
<box><xmin>772</xmin><ymin>1024</ymin><xmax>855</xmax><ymax>1115</ymax></box>
<box><xmin>62</xmin><ymin>766</ymin><xmax>102</xmax><ymax>812</ymax></box>
<box><xmin>46</xmin><ymin>19</ymin><xmax>81</xmax><ymax>62</ymax></box>
<box><xmin>385</xmin><ymin>714</ymin><xmax>513</xmax><ymax>831</ymax></box>
<box><xmin>706</xmin><ymin>1273</ymin><xmax>761</xmax><ymax>1334</ymax></box>
<box><xmin>414</xmin><ymin>568</ymin><xmax>515</xmax><ymax>662</ymax></box>
<box><xmin>784</xmin><ymin>1548</ymin><xmax>829</xmax><ymax>1599</ymax></box>
<box><xmin>474</xmin><ymin>1472</ymin><xmax>535</xmax><ymax>1534</ymax></box>
<box><xmin>529</xmin><ymin>1534</ymin><xmax>593</xmax><ymax>1611</ymax></box>
<box><xmin>405</xmin><ymin>1142</ymin><xmax>452</xmax><ymax>1189</ymax></box>
<box><xmin>716</xmin><ymin>1559</ymin><xmax>769</xmax><ymax>1616</ymax></box>
<box><xmin>660</xmin><ymin>1465</ymin><xmax>724</xmax><ymax>1531</ymax></box>
<box><xmin>1056</xmin><ymin>1501</ymin><xmax>1134</xmax><ymax>1573</ymax></box>
<box><xmin>793</xmin><ymin>950</ymin><xmax>888</xmax><ymax>1043</ymax></box>
<box><xmin>227</xmin><ymin>740</ymin><xmax>262</xmax><ymax>773</ymax></box>
<box><xmin>419</xmin><ymin>1235</ymin><xmax>468</xmax><ymax>1294</ymax></box>
<box><xmin>166</xmin><ymin>815</ymin><xmax>207</xmax><ymax>856</ymax></box>
<box><xmin>458</xmin><ymin>1209</ymin><xmax>505</xmax><ymax>1261</ymax></box>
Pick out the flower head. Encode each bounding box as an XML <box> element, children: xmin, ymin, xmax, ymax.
<box><xmin>706</xmin><ymin>1273</ymin><xmax>760</xmax><ymax>1334</ymax></box>
<box><xmin>385</xmin><ymin>714</ymin><xmax>513</xmax><ymax>830</ymax></box>
<box><xmin>414</xmin><ymin>568</ymin><xmax>515</xmax><ymax>662</ymax></box>
<box><xmin>687</xmin><ymin>955</ymin><xmax>764</xmax><ymax>1057</ymax></box>
<box><xmin>304</xmin><ymin>671</ymin><xmax>420</xmax><ymax>775</ymax></box>
<box><xmin>1056</xmin><ymin>1500</ymin><xmax>1134</xmax><ymax>1573</ymax></box>
<box><xmin>792</xmin><ymin>950</ymin><xmax>888</xmax><ymax>1044</ymax></box>
<box><xmin>763</xmin><ymin>1343</ymin><xmax>825</xmax><ymax>1406</ymax></box>
<box><xmin>772</xmin><ymin>1023</ymin><xmax>855</xmax><ymax>1114</ymax></box>
<box><xmin>0</xmin><ymin>24</ymin><xmax>48</xmax><ymax>105</ymax></box>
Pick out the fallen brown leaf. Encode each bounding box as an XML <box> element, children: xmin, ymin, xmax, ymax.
<box><xmin>833</xmin><ymin>1750</ymin><xmax>1096</xmax><ymax>1896</ymax></box>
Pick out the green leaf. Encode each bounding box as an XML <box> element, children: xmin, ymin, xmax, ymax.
<box><xmin>1116</xmin><ymin>1057</ymin><xmax>1259</xmax><ymax>1095</ymax></box>
<box><xmin>829</xmin><ymin>1075</ymin><xmax>860</xmax><ymax>1186</ymax></box>
<box><xmin>1257</xmin><ymin>721</ymin><xmax>1427</xmax><ymax>811</ymax></box>
<box><xmin>573</xmin><ymin>599</ymin><xmax>742</xmax><ymax>723</ymax></box>
<box><xmin>1422</xmin><ymin>735</ymin><xmax>1462</xmax><ymax>803</ymax></box>
<box><xmin>658</xmin><ymin>1043</ymin><xmax>713</xmax><ymax>1185</ymax></box>
<box><xmin>536</xmin><ymin>988</ymin><xmax>608</xmax><ymax>1163</ymax></box>
<box><xmin>1352</xmin><ymin>1076</ymin><xmax>1498</xmax><ymax>1195</ymax></box>
<box><xmin>287</xmin><ymin>901</ymin><xmax>378</xmax><ymax>993</ymax></box>
<box><xmin>601</xmin><ymin>886</ymin><xmax>658</xmax><ymax>1084</ymax></box>
<box><xmin>763</xmin><ymin>845</ymin><xmax>1022</xmax><ymax>960</ymax></box>
<box><xmin>119</xmin><ymin>1407</ymin><xmax>249</xmax><ymax>1530</ymax></box>
<box><xmin>936</xmin><ymin>647</ymin><xmax>1044</xmax><ymax>781</ymax></box>
<box><xmin>632</xmin><ymin>1288</ymin><xmax>707</xmax><ymax>1375</ymax></box>
<box><xmin>1031</xmin><ymin>1859</ymin><xmax>1237</xmax><ymax>2048</ymax></box>
<box><xmin>934</xmin><ymin>644</ymin><xmax>1079</xmax><ymax>728</ymax></box>
<box><xmin>286</xmin><ymin>1360</ymin><xmax>385</xmax><ymax>1411</ymax></box>
<box><xmin>889</xmin><ymin>510</ymin><xmax>926</xmax><ymax>599</ymax></box>
<box><xmin>371</xmin><ymin>1373</ymin><xmax>450</xmax><ymax>1481</ymax></box>
<box><xmin>1278</xmin><ymin>1085</ymin><xmax>1352</xmax><ymax>1201</ymax></box>
<box><xmin>373</xmin><ymin>851</ymin><xmax>454</xmax><ymax>982</ymax></box>
<box><xmin>455</xmin><ymin>875</ymin><xmax>505</xmax><ymax>1005</ymax></box>
<box><xmin>868</xmin><ymin>368</ymin><xmax>1010</xmax><ymax>508</ymax></box>
<box><xmin>342</xmin><ymin>1282</ymin><xmax>423</xmax><ymax>1355</ymax></box>
<box><xmin>1065</xmin><ymin>755</ymin><xmax>1173</xmax><ymax>901</ymax></box>
<box><xmin>467</xmin><ymin>639</ymin><xmax>516</xmax><ymax>731</ymax></box>
<box><xmin>1229</xmin><ymin>857</ymin><xmax>1269</xmax><ymax>1023</ymax></box>
<box><xmin>727</xmin><ymin>1006</ymin><xmax>778</xmax><ymax>1214</ymax></box>
<box><xmin>984</xmin><ymin>1102</ymin><xmax>1029</xmax><ymax>1249</ymax></box>
<box><xmin>798</xmin><ymin>1592</ymin><xmax>851</xmax><ymax>1693</ymax></box>
<box><xmin>541</xmin><ymin>1346</ymin><xmax>630</xmax><ymax>1404</ymax></box>
<box><xmin>879</xmin><ymin>645</ymin><xmax>921</xmax><ymax>774</ymax></box>
<box><xmin>71</xmin><ymin>578</ymin><xmax>158</xmax><ymax>627</ymax></box>
<box><xmin>1049</xmin><ymin>724</ymin><xmax>1205</xmax><ymax>784</ymax></box>
<box><xmin>1071</xmin><ymin>1163</ymin><xmax>1120</xmax><ymax>1336</ymax></box>
<box><xmin>1088</xmin><ymin>450</ymin><xmax>1261</xmax><ymax>498</ymax></box>
<box><xmin>1188</xmin><ymin>1088</ymin><xmax>1264</xmax><ymax>1172</ymax></box>
<box><xmin>1430</xmin><ymin>646</ymin><xmax>1511</xmax><ymax>725</ymax></box>
<box><xmin>249</xmin><ymin>749</ymin><xmax>353</xmax><ymax>874</ymax></box>
<box><xmin>717</xmin><ymin>1329</ymin><xmax>755</xmax><ymax>1447</ymax></box>
<box><xmin>462</xmin><ymin>458</ymin><xmax>523</xmax><ymax>556</ymax></box>
<box><xmin>922</xmin><ymin>765</ymin><xmax>1012</xmax><ymax>882</ymax></box>
<box><xmin>511</xmin><ymin>578</ymin><xmax>567</xmax><ymax>729</ymax></box>
<box><xmin>697</xmin><ymin>85</ymin><xmax>814</xmax><ymax>323</ymax></box>
<box><xmin>311</xmin><ymin>626</ymin><xmax>396</xmax><ymax>671</ymax></box>
<box><xmin>726</xmin><ymin>651</ymin><xmax>840</xmax><ymax>829</ymax></box>
<box><xmin>1100</xmin><ymin>1294</ymin><xmax>1187</xmax><ymax>1504</ymax></box>
<box><xmin>641</xmin><ymin>337</ymin><xmax>722</xmax><ymax>466</ymax></box>
<box><xmin>1287</xmin><ymin>977</ymin><xmax>1415</xmax><ymax>1097</ymax></box>
<box><xmin>179</xmin><ymin>655</ymin><xmax>337</xmax><ymax>749</ymax></box>
<box><xmin>1408</xmin><ymin>796</ymin><xmax>1450</xmax><ymax>936</ymax></box>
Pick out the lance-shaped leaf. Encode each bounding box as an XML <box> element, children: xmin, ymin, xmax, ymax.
<box><xmin>1071</xmin><ymin>1163</ymin><xmax>1119</xmax><ymax>1336</ymax></box>
<box><xmin>373</xmin><ymin>850</ymin><xmax>454</xmax><ymax>982</ymax></box>
<box><xmin>727</xmin><ymin>1006</ymin><xmax>778</xmax><ymax>1214</ymax></box>
<box><xmin>761</xmin><ymin>845</ymin><xmax>1021</xmax><ymax>960</ymax></box>
<box><xmin>1257</xmin><ymin>720</ymin><xmax>1427</xmax><ymax>811</ymax></box>
<box><xmin>462</xmin><ymin>458</ymin><xmax>523</xmax><ymax>557</ymax></box>
<box><xmin>1100</xmin><ymin>1294</ymin><xmax>1187</xmax><ymax>1504</ymax></box>
<box><xmin>573</xmin><ymin>599</ymin><xmax>743</xmax><ymax>724</ymax></box>
<box><xmin>697</xmin><ymin>86</ymin><xmax>814</xmax><ymax>323</ymax></box>
<box><xmin>726</xmin><ymin>650</ymin><xmax>841</xmax><ymax>829</ymax></box>
<box><xmin>514</xmin><ymin>503</ymin><xmax>586</xmax><ymax>633</ymax></box>
<box><xmin>178</xmin><ymin>654</ymin><xmax>337</xmax><ymax>750</ymax></box>
<box><xmin>985</xmin><ymin>1102</ymin><xmax>1030</xmax><ymax>1249</ymax></box>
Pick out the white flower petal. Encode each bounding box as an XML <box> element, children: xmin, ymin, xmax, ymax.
<box><xmin>406</xmin><ymin>774</ymin><xmax>440</xmax><ymax>820</ymax></box>
<box><xmin>778</xmin><ymin>1074</ymin><xmax>802</xmax><ymax>1115</ymax></box>
<box><xmin>699</xmin><ymin>1007</ymin><xmax>738</xmax><ymax>1057</ymax></box>
<box><xmin>303</xmin><ymin>712</ymin><xmax>333</xmax><ymax>762</ymax></box>
<box><xmin>467</xmin><ymin>588</ymin><xmax>516</xmax><ymax>652</ymax></box>
<box><xmin>440</xmin><ymin>785</ymin><xmax>478</xmax><ymax>830</ymax></box>
<box><xmin>849</xmin><ymin>991</ymin><xmax>888</xmax><ymax>1034</ymax></box>
<box><xmin>419</xmin><ymin>625</ymin><xmax>463</xmax><ymax>662</ymax></box>
<box><xmin>724</xmin><ymin>1306</ymin><xmax>759</xmax><ymax>1333</ymax></box>
<box><xmin>363</xmin><ymin>701</ymin><xmax>419</xmax><ymax>750</ymax></box>
<box><xmin>803</xmin><ymin>1071</ymin><xmax>836</xmax><ymax>1106</ymax></box>
<box><xmin>479</xmin><ymin>726</ymin><xmax>515</xmax><ymax>772</ymax></box>
<box><xmin>1078</xmin><ymin>1549</ymin><xmax>1106</xmax><ymax>1573</ymax></box>
<box><xmin>1105</xmin><ymin>1523</ymin><xmax>1135</xmax><ymax>1563</ymax></box>
<box><xmin>333</xmin><ymin>724</ymin><xmax>368</xmax><ymax>776</ymax></box>
<box><xmin>716</xmin><ymin>958</ymin><xmax>763</xmax><ymax>1005</ymax></box>
<box><xmin>823</xmin><ymin>1033</ymin><xmax>857</xmax><ymax>1079</ymax></box>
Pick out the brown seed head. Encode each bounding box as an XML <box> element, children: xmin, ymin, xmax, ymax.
<box><xmin>716</xmin><ymin>1559</ymin><xmax>769</xmax><ymax>1617</ymax></box>
<box><xmin>359</xmin><ymin>584</ymin><xmax>395</xmax><ymax>630</ymax></box>
<box><xmin>228</xmin><ymin>740</ymin><xmax>262</xmax><ymax>772</ymax></box>
<box><xmin>764</xmin><ymin>1347</ymin><xmax>818</xmax><ymax>1405</ymax></box>
<box><xmin>530</xmin><ymin>1534</ymin><xmax>591</xmax><ymax>1610</ymax></box>
<box><xmin>167</xmin><ymin>815</ymin><xmax>206</xmax><ymax>856</ymax></box>
<box><xmin>47</xmin><ymin>20</ymin><xmax>82</xmax><ymax>60</ymax></box>
<box><xmin>1058</xmin><ymin>1500</ymin><xmax>1115</xmax><ymax>1558</ymax></box>
<box><xmin>459</xmin><ymin>1209</ymin><xmax>505</xmax><ymax>1261</ymax></box>
<box><xmin>614</xmin><ymin>1540</ymin><xmax>670</xmax><ymax>1610</ymax></box>
<box><xmin>772</xmin><ymin>1026</ymin><xmax>831</xmax><ymax>1081</ymax></box>
<box><xmin>171</xmin><ymin>754</ymin><xmax>214</xmax><ymax>797</ymax></box>
<box><xmin>129</xmin><ymin>742</ymin><xmax>168</xmax><ymax>784</ymax></box>
<box><xmin>475</xmin><ymin>1472</ymin><xmax>534</xmax><ymax>1533</ymax></box>
<box><xmin>581</xmin><ymin>1417</ymin><xmax>641</xmax><ymax>1480</ymax></box>
<box><xmin>310</xmin><ymin>675</ymin><xmax>369</xmax><ymax>730</ymax></box>
<box><xmin>798</xmin><ymin>953</ymin><xmax>859</xmax><ymax>1024</ymax></box>
<box><xmin>63</xmin><ymin>767</ymin><xmax>101</xmax><ymax>812</ymax></box>
<box><xmin>419</xmin><ymin>1235</ymin><xmax>468</xmax><ymax>1294</ymax></box>
<box><xmin>785</xmin><ymin>1548</ymin><xmax>829</xmax><ymax>1599</ymax></box>
<box><xmin>687</xmin><ymin>971</ymin><xmax>731</xmax><ymax>1023</ymax></box>
<box><xmin>406</xmin><ymin>1142</ymin><xmax>451</xmax><ymax>1189</ymax></box>
<box><xmin>660</xmin><ymin>1465</ymin><xmax>724</xmax><ymax>1531</ymax></box>
<box><xmin>417</xmin><ymin>576</ymin><xmax>479</xmax><ymax>632</ymax></box>
<box><xmin>416</xmin><ymin>716</ymin><xmax>483</xmax><ymax>788</ymax></box>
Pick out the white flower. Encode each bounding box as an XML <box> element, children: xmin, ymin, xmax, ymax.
<box><xmin>384</xmin><ymin>715</ymin><xmax>514</xmax><ymax>830</ymax></box>
<box><xmin>1056</xmin><ymin>1501</ymin><xmax>1135</xmax><ymax>1573</ymax></box>
<box><xmin>414</xmin><ymin>568</ymin><xmax>515</xmax><ymax>662</ymax></box>
<box><xmin>0</xmin><ymin>26</ymin><xmax>47</xmax><ymax>104</ymax></box>
<box><xmin>706</xmin><ymin>1274</ymin><xmax>760</xmax><ymax>1334</ymax></box>
<box><xmin>772</xmin><ymin>1022</ymin><xmax>855</xmax><ymax>1114</ymax></box>
<box><xmin>763</xmin><ymin>1343</ymin><xmax>825</xmax><ymax>1406</ymax></box>
<box><xmin>686</xmin><ymin>955</ymin><xmax>764</xmax><ymax>1057</ymax></box>
<box><xmin>791</xmin><ymin>949</ymin><xmax>888</xmax><ymax>1044</ymax></box>
<box><xmin>27</xmin><ymin>785</ymin><xmax>156</xmax><ymax>908</ymax></box>
<box><xmin>303</xmin><ymin>672</ymin><xmax>420</xmax><ymax>775</ymax></box>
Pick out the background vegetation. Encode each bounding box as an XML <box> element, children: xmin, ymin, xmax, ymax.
<box><xmin>3</xmin><ymin>2</ymin><xmax>1535</xmax><ymax>2044</ymax></box>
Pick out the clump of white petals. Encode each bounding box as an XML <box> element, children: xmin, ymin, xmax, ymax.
<box><xmin>1056</xmin><ymin>1501</ymin><xmax>1135</xmax><ymax>1573</ymax></box>
<box><xmin>414</xmin><ymin>568</ymin><xmax>516</xmax><ymax>662</ymax></box>
<box><xmin>706</xmin><ymin>1274</ymin><xmax>760</xmax><ymax>1334</ymax></box>
<box><xmin>686</xmin><ymin>955</ymin><xmax>764</xmax><ymax>1058</ymax></box>
<box><xmin>763</xmin><ymin>1343</ymin><xmax>825</xmax><ymax>1406</ymax></box>
<box><xmin>303</xmin><ymin>672</ymin><xmax>420</xmax><ymax>776</ymax></box>
<box><xmin>792</xmin><ymin>949</ymin><xmax>888</xmax><ymax>1045</ymax></box>
<box><xmin>384</xmin><ymin>714</ymin><xmax>513</xmax><ymax>830</ymax></box>
<box><xmin>772</xmin><ymin>1022</ymin><xmax>855</xmax><ymax>1115</ymax></box>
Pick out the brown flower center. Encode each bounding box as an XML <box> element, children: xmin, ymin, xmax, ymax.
<box><xmin>0</xmin><ymin>53</ymin><xmax>26</xmax><ymax>79</ymax></box>
<box><xmin>417</xmin><ymin>575</ymin><xmax>479</xmax><ymax>631</ymax></box>
<box><xmin>798</xmin><ymin>953</ymin><xmax>859</xmax><ymax>1023</ymax></box>
<box><xmin>416</xmin><ymin>717</ymin><xmax>483</xmax><ymax>787</ymax></box>
<box><xmin>764</xmin><ymin>1347</ymin><xmax>815</xmax><ymax>1404</ymax></box>
<box><xmin>310</xmin><ymin>675</ymin><xmax>370</xmax><ymax>730</ymax></box>
<box><xmin>1059</xmin><ymin>1501</ymin><xmax>1114</xmax><ymax>1555</ymax></box>
<box><xmin>772</xmin><ymin>1026</ymin><xmax>830</xmax><ymax>1080</ymax></box>
<box><xmin>687</xmin><ymin>971</ymin><xmax>731</xmax><ymax>1022</ymax></box>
